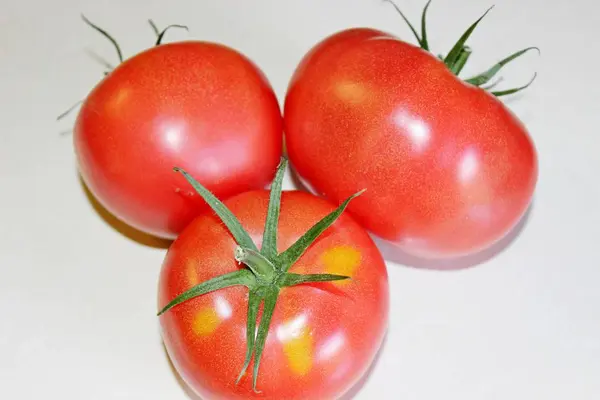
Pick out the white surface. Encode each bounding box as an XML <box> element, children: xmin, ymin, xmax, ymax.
<box><xmin>1</xmin><ymin>0</ymin><xmax>599</xmax><ymax>398</ymax></box>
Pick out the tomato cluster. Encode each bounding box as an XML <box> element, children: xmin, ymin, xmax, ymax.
<box><xmin>68</xmin><ymin>2</ymin><xmax>538</xmax><ymax>399</ymax></box>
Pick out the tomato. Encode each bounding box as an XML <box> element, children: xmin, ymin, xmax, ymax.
<box><xmin>74</xmin><ymin>40</ymin><xmax>283</xmax><ymax>239</ymax></box>
<box><xmin>158</xmin><ymin>160</ymin><xmax>389</xmax><ymax>399</ymax></box>
<box><xmin>283</xmin><ymin>3</ymin><xmax>538</xmax><ymax>259</ymax></box>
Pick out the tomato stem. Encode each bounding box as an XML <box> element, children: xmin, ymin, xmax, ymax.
<box><xmin>234</xmin><ymin>247</ymin><xmax>276</xmax><ymax>282</ymax></box>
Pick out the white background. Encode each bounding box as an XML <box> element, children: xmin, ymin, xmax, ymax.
<box><xmin>1</xmin><ymin>0</ymin><xmax>599</xmax><ymax>398</ymax></box>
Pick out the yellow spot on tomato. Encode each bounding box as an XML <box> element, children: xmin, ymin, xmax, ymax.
<box><xmin>186</xmin><ymin>261</ymin><xmax>199</xmax><ymax>286</ymax></box>
<box><xmin>283</xmin><ymin>326</ymin><xmax>313</xmax><ymax>376</ymax></box>
<box><xmin>334</xmin><ymin>81</ymin><xmax>368</xmax><ymax>104</ymax></box>
<box><xmin>321</xmin><ymin>246</ymin><xmax>361</xmax><ymax>286</ymax></box>
<box><xmin>192</xmin><ymin>308</ymin><xmax>220</xmax><ymax>336</ymax></box>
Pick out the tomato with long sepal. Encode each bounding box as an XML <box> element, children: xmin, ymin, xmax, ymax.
<box><xmin>283</xmin><ymin>0</ymin><xmax>539</xmax><ymax>259</ymax></box>
<box><xmin>71</xmin><ymin>17</ymin><xmax>283</xmax><ymax>240</ymax></box>
<box><xmin>157</xmin><ymin>159</ymin><xmax>389</xmax><ymax>399</ymax></box>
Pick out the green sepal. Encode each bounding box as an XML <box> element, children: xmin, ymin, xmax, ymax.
<box><xmin>420</xmin><ymin>0</ymin><xmax>433</xmax><ymax>51</ymax></box>
<box><xmin>451</xmin><ymin>46</ymin><xmax>472</xmax><ymax>75</ymax></box>
<box><xmin>157</xmin><ymin>269</ymin><xmax>255</xmax><ymax>316</ymax></box>
<box><xmin>279</xmin><ymin>273</ymin><xmax>350</xmax><ymax>287</ymax></box>
<box><xmin>148</xmin><ymin>19</ymin><xmax>189</xmax><ymax>45</ymax></box>
<box><xmin>481</xmin><ymin>77</ymin><xmax>503</xmax><ymax>90</ymax></box>
<box><xmin>261</xmin><ymin>158</ymin><xmax>287</xmax><ymax>259</ymax></box>
<box><xmin>491</xmin><ymin>73</ymin><xmax>537</xmax><ymax>97</ymax></box>
<box><xmin>56</xmin><ymin>100</ymin><xmax>83</xmax><ymax>121</ymax></box>
<box><xmin>81</xmin><ymin>14</ymin><xmax>123</xmax><ymax>64</ymax></box>
<box><xmin>444</xmin><ymin>6</ymin><xmax>493</xmax><ymax>68</ymax></box>
<box><xmin>384</xmin><ymin>0</ymin><xmax>423</xmax><ymax>48</ymax></box>
<box><xmin>465</xmin><ymin>46</ymin><xmax>540</xmax><ymax>86</ymax></box>
<box><xmin>148</xmin><ymin>19</ymin><xmax>160</xmax><ymax>36</ymax></box>
<box><xmin>155</xmin><ymin>24</ymin><xmax>189</xmax><ymax>46</ymax></box>
<box><xmin>250</xmin><ymin>286</ymin><xmax>279</xmax><ymax>392</ymax></box>
<box><xmin>235</xmin><ymin>287</ymin><xmax>263</xmax><ymax>384</ymax></box>
<box><xmin>174</xmin><ymin>167</ymin><xmax>259</xmax><ymax>252</ymax></box>
<box><xmin>278</xmin><ymin>190</ymin><xmax>365</xmax><ymax>271</ymax></box>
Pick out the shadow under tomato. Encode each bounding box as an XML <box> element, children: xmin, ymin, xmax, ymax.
<box><xmin>78</xmin><ymin>173</ymin><xmax>173</xmax><ymax>249</ymax></box>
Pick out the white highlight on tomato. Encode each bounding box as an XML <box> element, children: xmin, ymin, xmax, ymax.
<box><xmin>276</xmin><ymin>313</ymin><xmax>308</xmax><ymax>342</ymax></box>
<box><xmin>393</xmin><ymin>110</ymin><xmax>431</xmax><ymax>152</ymax></box>
<box><xmin>317</xmin><ymin>330</ymin><xmax>346</xmax><ymax>361</ymax></box>
<box><xmin>457</xmin><ymin>146</ymin><xmax>480</xmax><ymax>184</ymax></box>
<box><xmin>214</xmin><ymin>295</ymin><xmax>233</xmax><ymax>320</ymax></box>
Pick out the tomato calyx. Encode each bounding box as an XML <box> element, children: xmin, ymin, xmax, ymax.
<box><xmin>384</xmin><ymin>0</ymin><xmax>540</xmax><ymax>96</ymax></box>
<box><xmin>80</xmin><ymin>14</ymin><xmax>189</xmax><ymax>74</ymax></box>
<box><xmin>157</xmin><ymin>158</ymin><xmax>365</xmax><ymax>392</ymax></box>
<box><xmin>57</xmin><ymin>16</ymin><xmax>189</xmax><ymax>122</ymax></box>
<box><xmin>147</xmin><ymin>19</ymin><xmax>189</xmax><ymax>47</ymax></box>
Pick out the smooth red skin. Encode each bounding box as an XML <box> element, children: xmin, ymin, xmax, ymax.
<box><xmin>74</xmin><ymin>41</ymin><xmax>283</xmax><ymax>239</ymax></box>
<box><xmin>158</xmin><ymin>190</ymin><xmax>389</xmax><ymax>400</ymax></box>
<box><xmin>284</xmin><ymin>28</ymin><xmax>538</xmax><ymax>259</ymax></box>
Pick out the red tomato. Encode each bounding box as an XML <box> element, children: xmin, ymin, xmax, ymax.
<box><xmin>283</xmin><ymin>22</ymin><xmax>538</xmax><ymax>259</ymax></box>
<box><xmin>74</xmin><ymin>41</ymin><xmax>283</xmax><ymax>239</ymax></box>
<box><xmin>158</xmin><ymin>190</ymin><xmax>389</xmax><ymax>399</ymax></box>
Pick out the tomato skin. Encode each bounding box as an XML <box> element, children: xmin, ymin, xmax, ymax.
<box><xmin>158</xmin><ymin>190</ymin><xmax>389</xmax><ymax>399</ymax></box>
<box><xmin>74</xmin><ymin>41</ymin><xmax>283</xmax><ymax>239</ymax></box>
<box><xmin>284</xmin><ymin>28</ymin><xmax>538</xmax><ymax>259</ymax></box>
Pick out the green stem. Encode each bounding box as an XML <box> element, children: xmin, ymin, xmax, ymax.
<box><xmin>235</xmin><ymin>247</ymin><xmax>276</xmax><ymax>282</ymax></box>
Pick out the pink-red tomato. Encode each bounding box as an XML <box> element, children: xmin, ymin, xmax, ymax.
<box><xmin>158</xmin><ymin>190</ymin><xmax>389</xmax><ymax>399</ymax></box>
<box><xmin>74</xmin><ymin>41</ymin><xmax>283</xmax><ymax>239</ymax></box>
<box><xmin>284</xmin><ymin>28</ymin><xmax>538</xmax><ymax>259</ymax></box>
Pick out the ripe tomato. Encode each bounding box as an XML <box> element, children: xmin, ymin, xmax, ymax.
<box><xmin>74</xmin><ymin>40</ymin><xmax>283</xmax><ymax>239</ymax></box>
<box><xmin>158</xmin><ymin>160</ymin><xmax>389</xmax><ymax>399</ymax></box>
<box><xmin>283</xmin><ymin>4</ymin><xmax>538</xmax><ymax>259</ymax></box>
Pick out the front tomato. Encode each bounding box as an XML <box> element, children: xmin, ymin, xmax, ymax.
<box><xmin>284</xmin><ymin>4</ymin><xmax>538</xmax><ymax>259</ymax></box>
<box><xmin>158</xmin><ymin>160</ymin><xmax>389</xmax><ymax>399</ymax></box>
<box><xmin>74</xmin><ymin>40</ymin><xmax>282</xmax><ymax>240</ymax></box>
